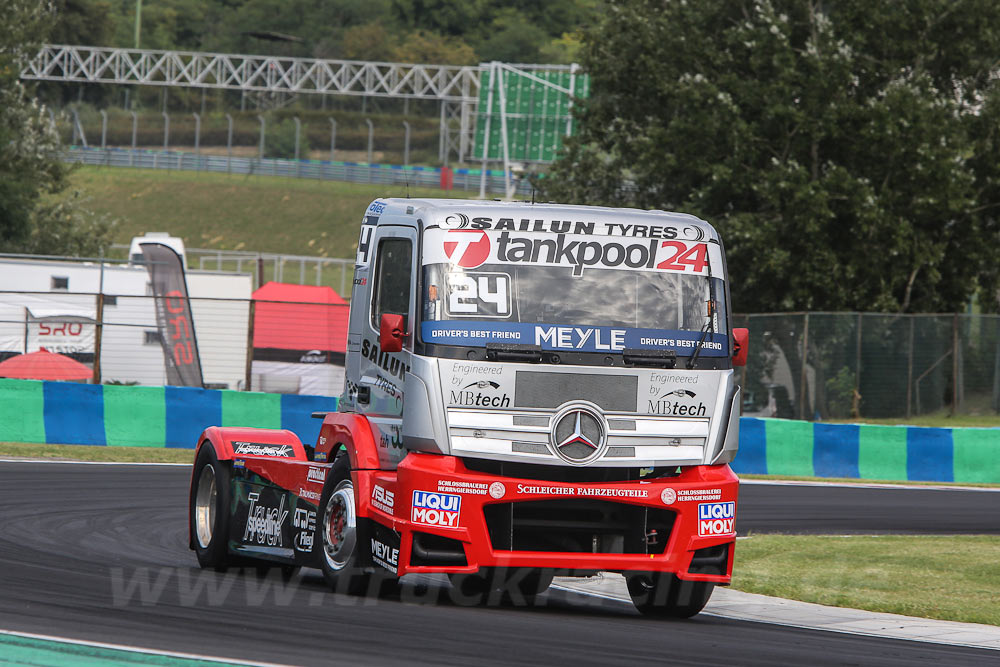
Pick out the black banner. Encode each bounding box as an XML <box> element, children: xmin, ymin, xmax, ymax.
<box><xmin>140</xmin><ymin>243</ymin><xmax>204</xmax><ymax>387</ymax></box>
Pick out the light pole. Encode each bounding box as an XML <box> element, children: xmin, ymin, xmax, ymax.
<box><xmin>134</xmin><ymin>0</ymin><xmax>142</xmax><ymax>48</ymax></box>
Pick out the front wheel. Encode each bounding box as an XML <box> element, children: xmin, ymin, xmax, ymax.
<box><xmin>318</xmin><ymin>450</ymin><xmax>375</xmax><ymax>596</ymax></box>
<box><xmin>190</xmin><ymin>444</ymin><xmax>234</xmax><ymax>570</ymax></box>
<box><xmin>626</xmin><ymin>572</ymin><xmax>714</xmax><ymax>618</ymax></box>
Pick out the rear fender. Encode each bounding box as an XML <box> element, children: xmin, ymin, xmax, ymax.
<box><xmin>195</xmin><ymin>426</ymin><xmax>307</xmax><ymax>462</ymax></box>
<box><xmin>314</xmin><ymin>413</ymin><xmax>380</xmax><ymax>470</ymax></box>
<box><xmin>188</xmin><ymin>427</ymin><xmax>307</xmax><ymax>550</ymax></box>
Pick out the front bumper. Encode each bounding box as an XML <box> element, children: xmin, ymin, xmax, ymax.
<box><xmin>353</xmin><ymin>453</ymin><xmax>739</xmax><ymax>582</ymax></box>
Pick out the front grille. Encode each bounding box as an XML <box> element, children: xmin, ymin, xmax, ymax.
<box><xmin>461</xmin><ymin>458</ymin><xmax>681</xmax><ymax>483</ymax></box>
<box><xmin>484</xmin><ymin>499</ymin><xmax>675</xmax><ymax>554</ymax></box>
<box><xmin>514</xmin><ymin>371</ymin><xmax>638</xmax><ymax>411</ymax></box>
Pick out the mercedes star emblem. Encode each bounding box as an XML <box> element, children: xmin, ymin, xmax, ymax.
<box><xmin>550</xmin><ymin>403</ymin><xmax>607</xmax><ymax>465</ymax></box>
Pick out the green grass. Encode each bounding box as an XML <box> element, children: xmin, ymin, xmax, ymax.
<box><xmin>822</xmin><ymin>411</ymin><xmax>1000</xmax><ymax>428</ymax></box>
<box><xmin>70</xmin><ymin>166</ymin><xmax>472</xmax><ymax>259</ymax></box>
<box><xmin>739</xmin><ymin>473</ymin><xmax>1000</xmax><ymax>488</ymax></box>
<box><xmin>0</xmin><ymin>442</ymin><xmax>194</xmax><ymax>464</ymax></box>
<box><xmin>733</xmin><ymin>534</ymin><xmax>1000</xmax><ymax>626</ymax></box>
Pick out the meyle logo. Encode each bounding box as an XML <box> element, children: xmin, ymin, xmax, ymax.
<box><xmin>371</xmin><ymin>538</ymin><xmax>399</xmax><ymax>573</ymax></box>
<box><xmin>443</xmin><ymin>230</ymin><xmax>491</xmax><ymax>268</ymax></box>
<box><xmin>698</xmin><ymin>502</ymin><xmax>735</xmax><ymax>537</ymax></box>
<box><xmin>411</xmin><ymin>491</ymin><xmax>461</xmax><ymax>528</ymax></box>
<box><xmin>307</xmin><ymin>467</ymin><xmax>327</xmax><ymax>484</ymax></box>
<box><xmin>372</xmin><ymin>485</ymin><xmax>395</xmax><ymax>514</ymax></box>
<box><xmin>243</xmin><ymin>492</ymin><xmax>287</xmax><ymax>546</ymax></box>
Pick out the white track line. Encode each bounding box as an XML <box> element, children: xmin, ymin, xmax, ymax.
<box><xmin>0</xmin><ymin>628</ymin><xmax>293</xmax><ymax>666</ymax></box>
<box><xmin>0</xmin><ymin>458</ymin><xmax>189</xmax><ymax>466</ymax></box>
<box><xmin>550</xmin><ymin>584</ymin><xmax>1000</xmax><ymax>651</ymax></box>
<box><xmin>740</xmin><ymin>478</ymin><xmax>1000</xmax><ymax>492</ymax></box>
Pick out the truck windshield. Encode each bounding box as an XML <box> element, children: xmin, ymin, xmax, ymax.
<box><xmin>419</xmin><ymin>230</ymin><xmax>729</xmax><ymax>358</ymax></box>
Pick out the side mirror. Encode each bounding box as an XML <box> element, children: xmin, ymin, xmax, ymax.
<box><xmin>379</xmin><ymin>313</ymin><xmax>406</xmax><ymax>353</ymax></box>
<box><xmin>732</xmin><ymin>328</ymin><xmax>749</xmax><ymax>367</ymax></box>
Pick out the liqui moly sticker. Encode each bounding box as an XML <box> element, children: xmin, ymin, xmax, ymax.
<box><xmin>411</xmin><ymin>490</ymin><xmax>461</xmax><ymax>528</ymax></box>
<box><xmin>698</xmin><ymin>502</ymin><xmax>735</xmax><ymax>537</ymax></box>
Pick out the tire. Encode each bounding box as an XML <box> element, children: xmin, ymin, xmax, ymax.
<box><xmin>449</xmin><ymin>567</ymin><xmax>553</xmax><ymax>606</ymax></box>
<box><xmin>318</xmin><ymin>450</ymin><xmax>375</xmax><ymax>596</ymax></box>
<box><xmin>190</xmin><ymin>444</ymin><xmax>234</xmax><ymax>570</ymax></box>
<box><xmin>626</xmin><ymin>572</ymin><xmax>714</xmax><ymax>618</ymax></box>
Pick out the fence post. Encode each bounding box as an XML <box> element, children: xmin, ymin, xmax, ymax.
<box><xmin>329</xmin><ymin>118</ymin><xmax>337</xmax><ymax>162</ymax></box>
<box><xmin>906</xmin><ymin>316</ymin><xmax>914</xmax><ymax>418</ymax></box>
<box><xmin>855</xmin><ymin>312</ymin><xmax>862</xmax><ymax>416</ymax></box>
<box><xmin>193</xmin><ymin>112</ymin><xmax>201</xmax><ymax>171</ymax></box>
<box><xmin>294</xmin><ymin>117</ymin><xmax>301</xmax><ymax>178</ymax></box>
<box><xmin>258</xmin><ymin>114</ymin><xmax>266</xmax><ymax>162</ymax></box>
<box><xmin>365</xmin><ymin>118</ymin><xmax>374</xmax><ymax>164</ymax></box>
<box><xmin>245</xmin><ymin>299</ymin><xmax>256</xmax><ymax>392</ymax></box>
<box><xmin>225</xmin><ymin>113</ymin><xmax>233</xmax><ymax>174</ymax></box>
<box><xmin>130</xmin><ymin>111</ymin><xmax>137</xmax><ymax>166</ymax></box>
<box><xmin>799</xmin><ymin>313</ymin><xmax>810</xmax><ymax>420</ymax></box>
<box><xmin>92</xmin><ymin>293</ymin><xmax>104</xmax><ymax>385</ymax></box>
<box><xmin>952</xmin><ymin>313</ymin><xmax>959</xmax><ymax>416</ymax></box>
<box><xmin>402</xmin><ymin>120</ymin><xmax>411</xmax><ymax>166</ymax></box>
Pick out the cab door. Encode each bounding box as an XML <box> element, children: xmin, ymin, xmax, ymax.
<box><xmin>355</xmin><ymin>224</ymin><xmax>417</xmax><ymax>469</ymax></box>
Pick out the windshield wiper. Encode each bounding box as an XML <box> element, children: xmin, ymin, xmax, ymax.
<box><xmin>485</xmin><ymin>343</ymin><xmax>543</xmax><ymax>363</ymax></box>
<box><xmin>686</xmin><ymin>322</ymin><xmax>713</xmax><ymax>370</ymax></box>
<box><xmin>623</xmin><ymin>348</ymin><xmax>677</xmax><ymax>369</ymax></box>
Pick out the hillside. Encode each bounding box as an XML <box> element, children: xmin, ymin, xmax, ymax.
<box><xmin>69</xmin><ymin>166</ymin><xmax>472</xmax><ymax>259</ymax></box>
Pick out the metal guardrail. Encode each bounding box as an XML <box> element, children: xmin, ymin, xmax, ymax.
<box><xmin>61</xmin><ymin>146</ymin><xmax>533</xmax><ymax>196</ymax></box>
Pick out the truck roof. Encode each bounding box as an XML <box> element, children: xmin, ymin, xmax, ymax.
<box><xmin>367</xmin><ymin>198</ymin><xmax>718</xmax><ymax>240</ymax></box>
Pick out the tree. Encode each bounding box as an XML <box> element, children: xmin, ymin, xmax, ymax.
<box><xmin>1</xmin><ymin>0</ymin><xmax>113</xmax><ymax>256</ymax></box>
<box><xmin>543</xmin><ymin>0</ymin><xmax>1000</xmax><ymax>315</ymax></box>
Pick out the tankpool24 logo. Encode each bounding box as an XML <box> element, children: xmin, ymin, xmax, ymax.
<box><xmin>697</xmin><ymin>501</ymin><xmax>735</xmax><ymax>537</ymax></box>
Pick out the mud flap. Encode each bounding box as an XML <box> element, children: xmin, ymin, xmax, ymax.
<box><xmin>365</xmin><ymin>519</ymin><xmax>402</xmax><ymax>576</ymax></box>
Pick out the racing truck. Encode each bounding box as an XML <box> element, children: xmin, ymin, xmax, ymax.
<box><xmin>189</xmin><ymin>199</ymin><xmax>748</xmax><ymax>617</ymax></box>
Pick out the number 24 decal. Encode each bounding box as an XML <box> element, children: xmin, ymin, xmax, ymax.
<box><xmin>657</xmin><ymin>241</ymin><xmax>708</xmax><ymax>273</ymax></box>
<box><xmin>447</xmin><ymin>273</ymin><xmax>511</xmax><ymax>317</ymax></box>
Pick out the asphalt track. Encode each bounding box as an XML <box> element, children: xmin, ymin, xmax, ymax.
<box><xmin>0</xmin><ymin>462</ymin><xmax>996</xmax><ymax>667</ymax></box>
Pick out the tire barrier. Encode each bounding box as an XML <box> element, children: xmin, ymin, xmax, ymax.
<box><xmin>734</xmin><ymin>417</ymin><xmax>1000</xmax><ymax>483</ymax></box>
<box><xmin>0</xmin><ymin>378</ymin><xmax>335</xmax><ymax>449</ymax></box>
<box><xmin>2</xmin><ymin>378</ymin><xmax>996</xmax><ymax>483</ymax></box>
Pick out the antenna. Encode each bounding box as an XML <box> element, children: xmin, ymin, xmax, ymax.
<box><xmin>405</xmin><ymin>171</ymin><xmax>411</xmax><ymax>198</ymax></box>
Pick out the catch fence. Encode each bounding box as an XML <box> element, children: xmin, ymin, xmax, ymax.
<box><xmin>2</xmin><ymin>286</ymin><xmax>997</xmax><ymax>420</ymax></box>
<box><xmin>732</xmin><ymin>312</ymin><xmax>1000</xmax><ymax>420</ymax></box>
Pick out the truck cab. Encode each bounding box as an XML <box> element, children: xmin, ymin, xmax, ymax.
<box><xmin>189</xmin><ymin>198</ymin><xmax>747</xmax><ymax>617</ymax></box>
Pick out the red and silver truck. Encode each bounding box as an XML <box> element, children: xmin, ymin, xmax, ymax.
<box><xmin>189</xmin><ymin>199</ymin><xmax>748</xmax><ymax>617</ymax></box>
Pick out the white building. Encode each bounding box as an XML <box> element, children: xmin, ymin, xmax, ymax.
<box><xmin>0</xmin><ymin>256</ymin><xmax>253</xmax><ymax>389</ymax></box>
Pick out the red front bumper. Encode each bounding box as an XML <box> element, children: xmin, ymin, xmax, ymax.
<box><xmin>353</xmin><ymin>453</ymin><xmax>739</xmax><ymax>583</ymax></box>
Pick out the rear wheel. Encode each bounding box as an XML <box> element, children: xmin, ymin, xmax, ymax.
<box><xmin>190</xmin><ymin>444</ymin><xmax>234</xmax><ymax>570</ymax></box>
<box><xmin>318</xmin><ymin>450</ymin><xmax>375</xmax><ymax>595</ymax></box>
<box><xmin>626</xmin><ymin>572</ymin><xmax>714</xmax><ymax>618</ymax></box>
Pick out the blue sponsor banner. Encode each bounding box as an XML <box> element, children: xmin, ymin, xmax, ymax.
<box><xmin>421</xmin><ymin>320</ymin><xmax>728</xmax><ymax>356</ymax></box>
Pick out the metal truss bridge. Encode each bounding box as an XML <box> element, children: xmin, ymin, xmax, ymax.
<box><xmin>21</xmin><ymin>45</ymin><xmax>581</xmax><ymax>197</ymax></box>
<box><xmin>21</xmin><ymin>44</ymin><xmax>483</xmax><ymax>102</ymax></box>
